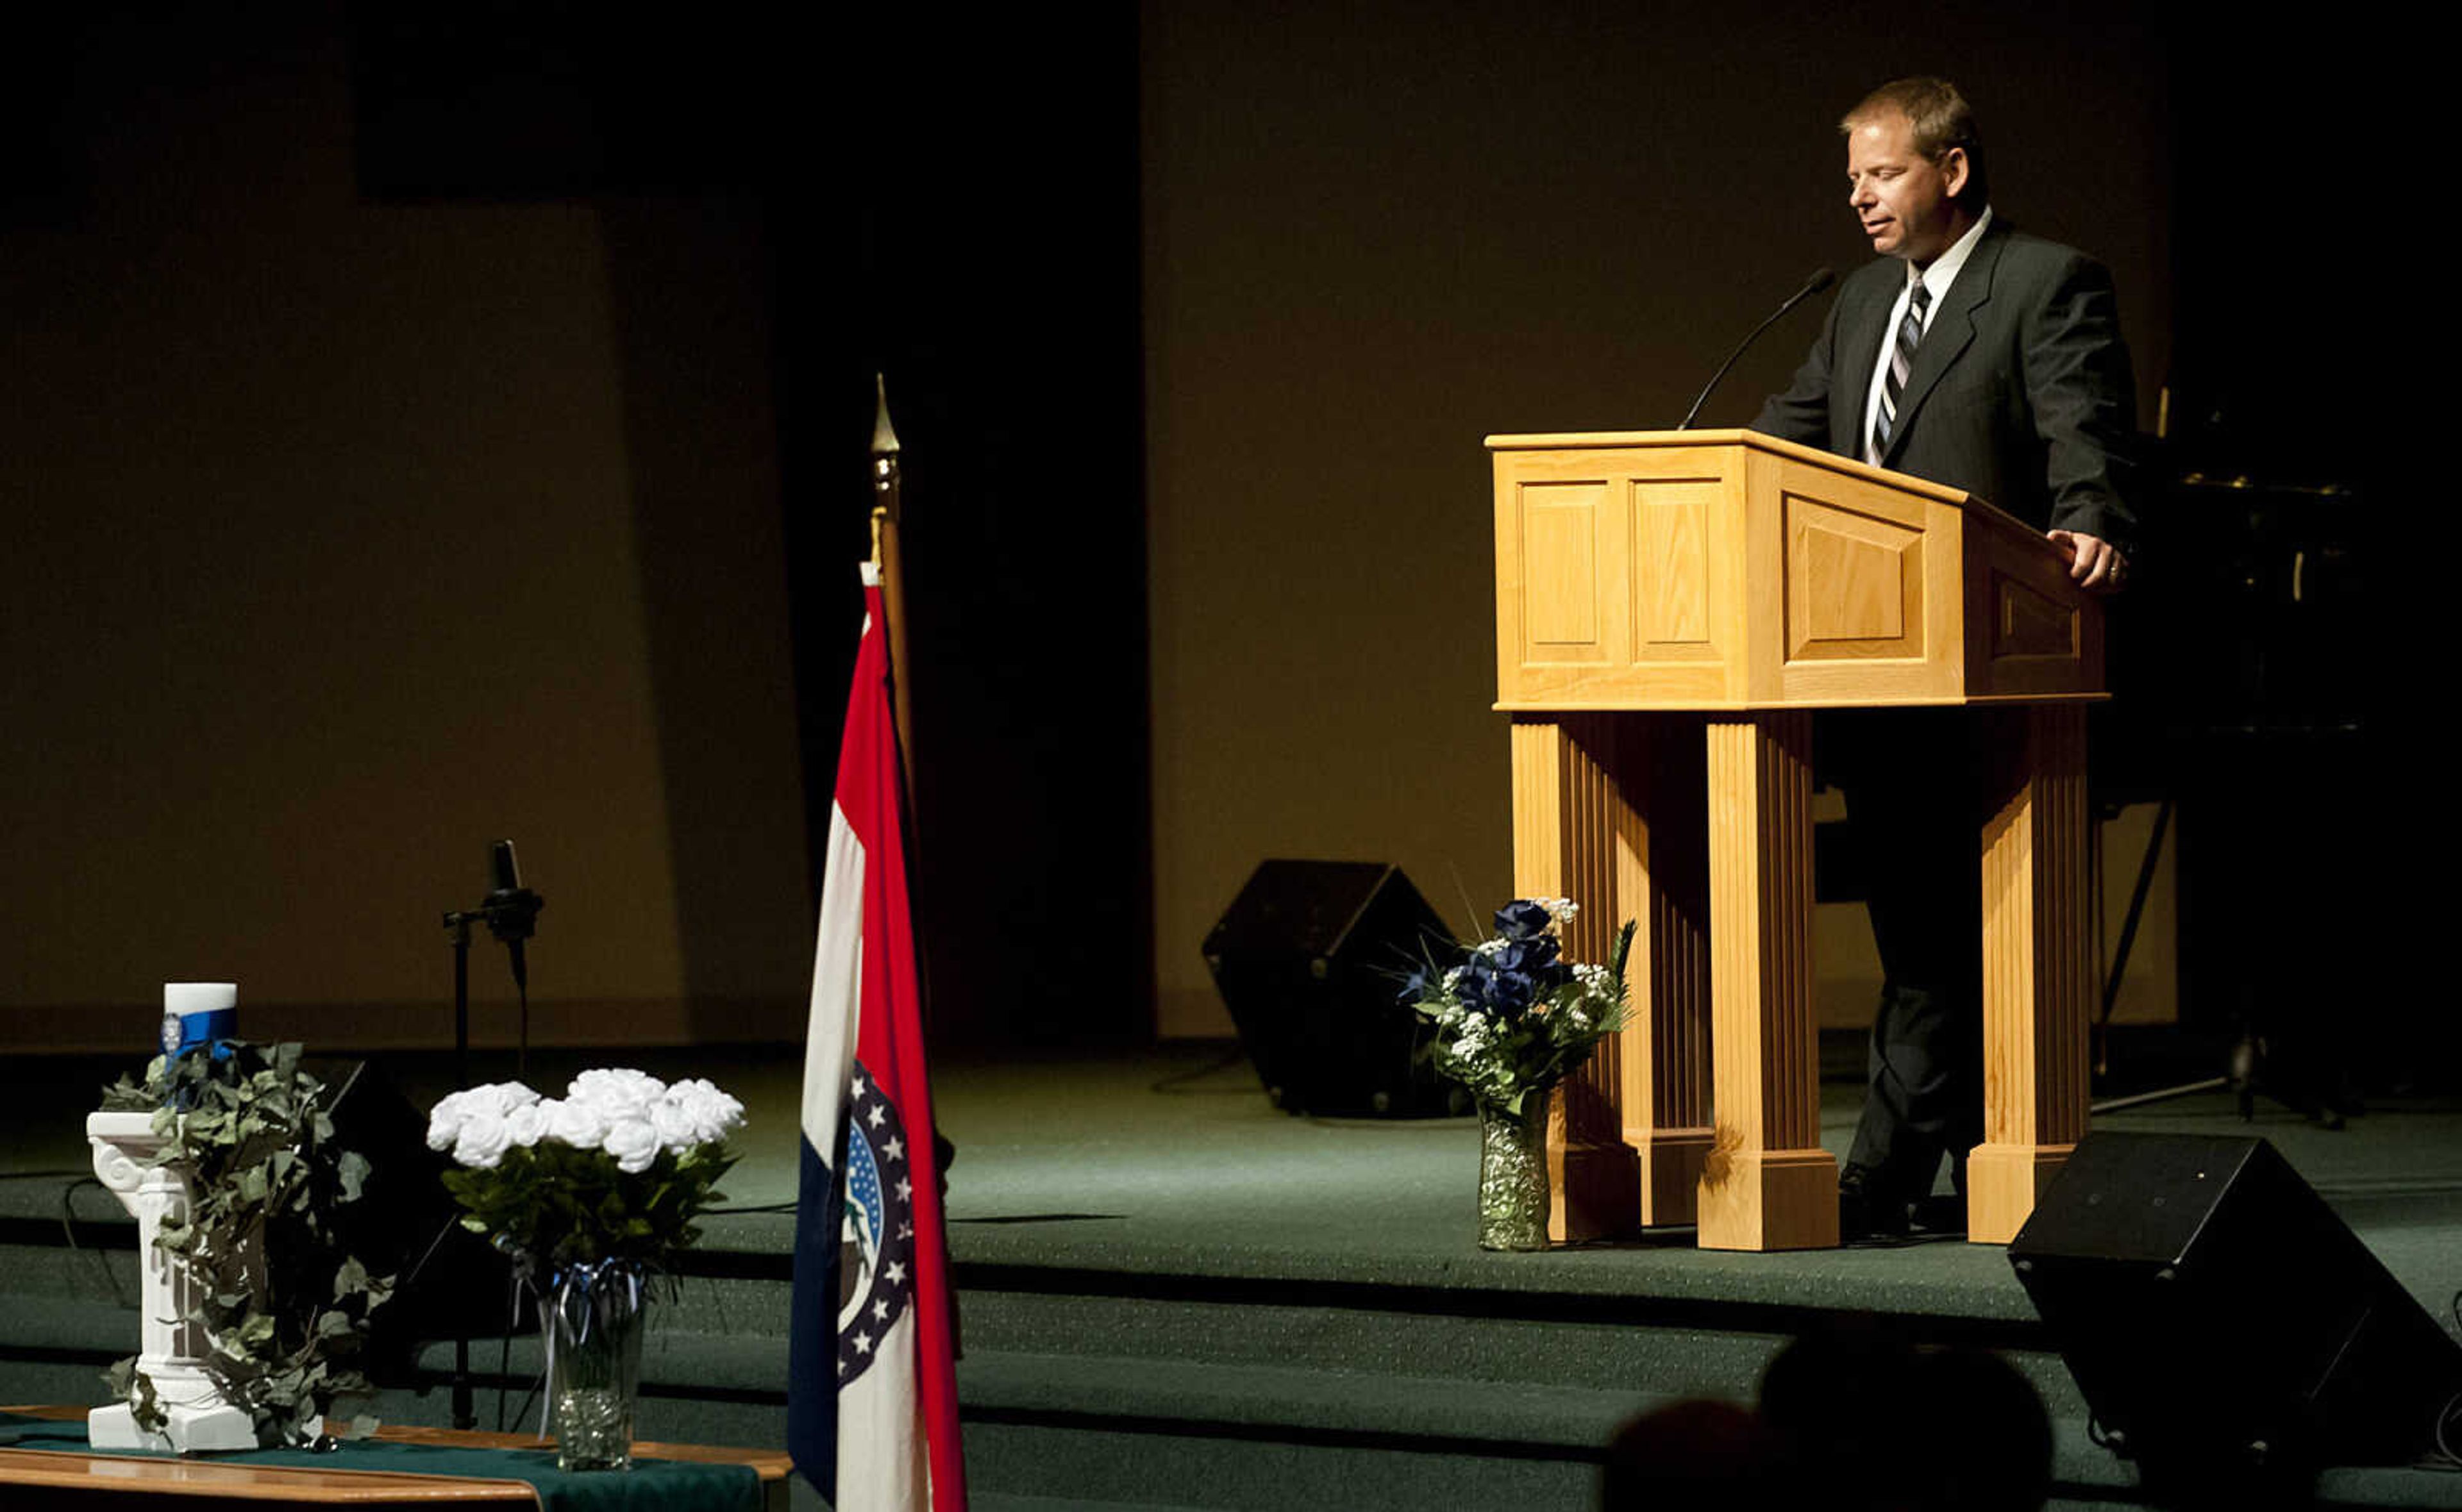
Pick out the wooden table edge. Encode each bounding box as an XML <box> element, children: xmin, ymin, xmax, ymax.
<box><xmin>5</xmin><ymin>1406</ymin><xmax>793</xmax><ymax>1500</ymax></box>
<box><xmin>0</xmin><ymin>1444</ymin><xmax>540</xmax><ymax>1504</ymax></box>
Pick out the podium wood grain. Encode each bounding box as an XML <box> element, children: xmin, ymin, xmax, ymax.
<box><xmin>1968</xmin><ymin>704</ymin><xmax>2093</xmax><ymax>1243</ymax></box>
<box><xmin>1490</xmin><ymin>430</ymin><xmax>2104</xmax><ymax>1249</ymax></box>
<box><xmin>1509</xmin><ymin>716</ymin><xmax>1712</xmax><ymax>1238</ymax></box>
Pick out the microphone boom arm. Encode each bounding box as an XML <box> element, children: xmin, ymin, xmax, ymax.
<box><xmin>1677</xmin><ymin>267</ymin><xmax>1836</xmax><ymax>431</ymax></box>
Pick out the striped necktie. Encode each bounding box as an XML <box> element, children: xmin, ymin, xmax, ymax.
<box><xmin>1868</xmin><ymin>279</ymin><xmax>1931</xmax><ymax>464</ymax></box>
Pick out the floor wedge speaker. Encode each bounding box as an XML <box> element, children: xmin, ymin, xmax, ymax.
<box><xmin>303</xmin><ymin>1057</ymin><xmax>517</xmax><ymax>1373</ymax></box>
<box><xmin>1203</xmin><ymin>860</ymin><xmax>1462</xmax><ymax>1118</ymax></box>
<box><xmin>2008</xmin><ymin>1133</ymin><xmax>2462</xmax><ymax>1493</ymax></box>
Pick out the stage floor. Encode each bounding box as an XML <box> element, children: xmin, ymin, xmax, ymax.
<box><xmin>9</xmin><ymin>1038</ymin><xmax>2462</xmax><ymax>1508</ymax></box>
<box><xmin>9</xmin><ymin>1037</ymin><xmax>2461</xmax><ymax>1322</ymax></box>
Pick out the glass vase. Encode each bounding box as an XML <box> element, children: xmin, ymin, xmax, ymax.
<box><xmin>542</xmin><ymin>1259</ymin><xmax>648</xmax><ymax>1472</ymax></box>
<box><xmin>1477</xmin><ymin>1097</ymin><xmax>1552</xmax><ymax>1250</ymax></box>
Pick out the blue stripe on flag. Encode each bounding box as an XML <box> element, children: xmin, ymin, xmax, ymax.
<box><xmin>788</xmin><ymin>1131</ymin><xmax>844</xmax><ymax>1500</ymax></box>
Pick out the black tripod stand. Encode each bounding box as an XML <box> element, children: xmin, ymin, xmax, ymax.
<box><xmin>2086</xmin><ymin>797</ymin><xmax>2350</xmax><ymax>1129</ymax></box>
<box><xmin>412</xmin><ymin>840</ymin><xmax>546</xmax><ymax>1431</ymax></box>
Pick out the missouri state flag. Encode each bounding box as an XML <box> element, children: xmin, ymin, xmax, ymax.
<box><xmin>790</xmin><ymin>562</ymin><xmax>966</xmax><ymax>1511</ymax></box>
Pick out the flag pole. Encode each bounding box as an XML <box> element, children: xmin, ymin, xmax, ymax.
<box><xmin>790</xmin><ymin>379</ymin><xmax>969</xmax><ymax>1509</ymax></box>
<box><xmin>869</xmin><ymin>374</ymin><xmax>918</xmax><ymax>805</ymax></box>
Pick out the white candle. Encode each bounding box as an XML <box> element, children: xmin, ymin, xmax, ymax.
<box><xmin>163</xmin><ymin>983</ymin><xmax>237</xmax><ymax>1017</ymax></box>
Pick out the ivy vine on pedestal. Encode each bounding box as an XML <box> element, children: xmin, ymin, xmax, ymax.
<box><xmin>100</xmin><ymin>1041</ymin><xmax>394</xmax><ymax>1447</ymax></box>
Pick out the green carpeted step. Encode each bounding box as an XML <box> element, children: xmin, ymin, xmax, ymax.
<box><xmin>976</xmin><ymin>1497</ymin><xmax>1217</xmax><ymax>1512</ymax></box>
<box><xmin>0</xmin><ymin>1297</ymin><xmax>138</xmax><ymax>1356</ymax></box>
<box><xmin>955</xmin><ymin>1284</ymin><xmax>1795</xmax><ymax>1400</ymax></box>
<box><xmin>958</xmin><ymin>1347</ymin><xmax>1661</xmax><ymax>1448</ymax></box>
<box><xmin>960</xmin><ymin>1416</ymin><xmax>1597</xmax><ymax>1509</ymax></box>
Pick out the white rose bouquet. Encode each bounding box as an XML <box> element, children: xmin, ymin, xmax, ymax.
<box><xmin>428</xmin><ymin>1069</ymin><xmax>744</xmax><ymax>1270</ymax></box>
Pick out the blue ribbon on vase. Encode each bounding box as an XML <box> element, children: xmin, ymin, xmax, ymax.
<box><xmin>535</xmin><ymin>1256</ymin><xmax>651</xmax><ymax>1439</ymax></box>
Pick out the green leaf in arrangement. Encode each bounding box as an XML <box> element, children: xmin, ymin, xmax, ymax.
<box><xmin>130</xmin><ymin>1368</ymin><xmax>165</xmax><ymax>1431</ymax></box>
<box><xmin>97</xmin><ymin>1038</ymin><xmax>390</xmax><ymax>1449</ymax></box>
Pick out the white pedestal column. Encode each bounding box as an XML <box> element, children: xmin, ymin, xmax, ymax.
<box><xmin>85</xmin><ymin>1109</ymin><xmax>258</xmax><ymax>1452</ymax></box>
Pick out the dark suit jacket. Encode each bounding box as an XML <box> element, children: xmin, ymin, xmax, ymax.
<box><xmin>1751</xmin><ymin>220</ymin><xmax>2139</xmax><ymax>551</ymax></box>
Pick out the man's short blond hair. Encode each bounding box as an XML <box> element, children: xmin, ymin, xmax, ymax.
<box><xmin>1842</xmin><ymin>77</ymin><xmax>1989</xmax><ymax>206</ymax></box>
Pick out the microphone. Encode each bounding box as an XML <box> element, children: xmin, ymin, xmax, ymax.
<box><xmin>482</xmin><ymin>840</ymin><xmax>543</xmax><ymax>993</ymax></box>
<box><xmin>1677</xmin><ymin>267</ymin><xmax>1836</xmax><ymax>431</ymax></box>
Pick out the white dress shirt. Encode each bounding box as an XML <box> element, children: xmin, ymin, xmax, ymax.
<box><xmin>1862</xmin><ymin>206</ymin><xmax>1994</xmax><ymax>463</ymax></box>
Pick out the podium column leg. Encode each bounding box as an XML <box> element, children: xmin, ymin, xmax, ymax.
<box><xmin>1513</xmin><ymin>714</ymin><xmax>1712</xmax><ymax>1238</ymax></box>
<box><xmin>1627</xmin><ymin>715</ymin><xmax>1713</xmax><ymax>1227</ymax></box>
<box><xmin>1968</xmin><ymin>703</ymin><xmax>2093</xmax><ymax>1243</ymax></box>
<box><xmin>1697</xmin><ymin>711</ymin><xmax>1837</xmax><ymax>1251</ymax></box>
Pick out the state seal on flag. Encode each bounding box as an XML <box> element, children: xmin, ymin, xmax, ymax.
<box><xmin>836</xmin><ymin>1058</ymin><xmax>917</xmax><ymax>1385</ymax></box>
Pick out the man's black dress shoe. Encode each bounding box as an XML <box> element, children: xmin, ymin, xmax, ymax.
<box><xmin>1838</xmin><ymin>1165</ymin><xmax>1910</xmax><ymax>1242</ymax></box>
<box><xmin>1910</xmin><ymin>1191</ymin><xmax>1966</xmax><ymax>1235</ymax></box>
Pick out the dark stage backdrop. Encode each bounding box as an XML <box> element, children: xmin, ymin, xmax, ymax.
<box><xmin>0</xmin><ymin>11</ymin><xmax>813</xmax><ymax>1050</ymax></box>
<box><xmin>0</xmin><ymin>5</ymin><xmax>1148</xmax><ymax>1054</ymax></box>
<box><xmin>1</xmin><ymin>3</ymin><xmax>2366</xmax><ymax>1057</ymax></box>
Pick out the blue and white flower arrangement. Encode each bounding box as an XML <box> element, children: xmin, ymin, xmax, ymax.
<box><xmin>1401</xmin><ymin>899</ymin><xmax>1635</xmax><ymax>1113</ymax></box>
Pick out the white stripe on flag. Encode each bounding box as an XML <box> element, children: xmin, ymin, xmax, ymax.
<box><xmin>839</xmin><ymin>1309</ymin><xmax>925</xmax><ymax>1508</ymax></box>
<box><xmin>802</xmin><ymin>801</ymin><xmax>866</xmax><ymax>1150</ymax></box>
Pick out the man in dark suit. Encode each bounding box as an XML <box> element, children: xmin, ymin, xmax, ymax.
<box><xmin>1750</xmin><ymin>78</ymin><xmax>2138</xmax><ymax>1240</ymax></box>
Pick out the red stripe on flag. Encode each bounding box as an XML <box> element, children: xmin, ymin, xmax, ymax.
<box><xmin>837</xmin><ymin>583</ymin><xmax>967</xmax><ymax>1511</ymax></box>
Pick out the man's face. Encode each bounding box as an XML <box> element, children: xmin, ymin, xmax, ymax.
<box><xmin>1845</xmin><ymin>111</ymin><xmax>1970</xmax><ymax>265</ymax></box>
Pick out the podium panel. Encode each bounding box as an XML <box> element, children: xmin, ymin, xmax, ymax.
<box><xmin>1493</xmin><ymin>429</ymin><xmax>2100</xmax><ymax>713</ymax></box>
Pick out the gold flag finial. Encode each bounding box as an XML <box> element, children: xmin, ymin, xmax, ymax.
<box><xmin>869</xmin><ymin>373</ymin><xmax>903</xmax><ymax>568</ymax></box>
<box><xmin>871</xmin><ymin>372</ymin><xmax>902</xmax><ymax>458</ymax></box>
<box><xmin>864</xmin><ymin>374</ymin><xmax>918</xmax><ymax>815</ymax></box>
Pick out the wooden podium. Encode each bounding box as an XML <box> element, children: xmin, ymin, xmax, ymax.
<box><xmin>1489</xmin><ymin>429</ymin><xmax>2102</xmax><ymax>1251</ymax></box>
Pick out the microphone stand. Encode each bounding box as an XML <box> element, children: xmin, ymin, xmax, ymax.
<box><xmin>436</xmin><ymin>908</ymin><xmax>480</xmax><ymax>1429</ymax></box>
<box><xmin>432</xmin><ymin>854</ymin><xmax>544</xmax><ymax>1431</ymax></box>
<box><xmin>1678</xmin><ymin>267</ymin><xmax>1836</xmax><ymax>430</ymax></box>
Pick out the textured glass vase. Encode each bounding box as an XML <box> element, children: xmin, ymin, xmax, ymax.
<box><xmin>1477</xmin><ymin>1098</ymin><xmax>1552</xmax><ymax>1250</ymax></box>
<box><xmin>542</xmin><ymin>1259</ymin><xmax>648</xmax><ymax>1472</ymax></box>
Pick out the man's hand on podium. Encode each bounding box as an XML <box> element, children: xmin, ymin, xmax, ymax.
<box><xmin>2048</xmin><ymin>528</ymin><xmax>2127</xmax><ymax>594</ymax></box>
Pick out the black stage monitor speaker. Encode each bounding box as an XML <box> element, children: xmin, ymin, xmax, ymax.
<box><xmin>1203</xmin><ymin>860</ymin><xmax>1463</xmax><ymax>1118</ymax></box>
<box><xmin>2008</xmin><ymin>1133</ymin><xmax>2462</xmax><ymax>1490</ymax></box>
<box><xmin>303</xmin><ymin>1058</ymin><xmax>518</xmax><ymax>1369</ymax></box>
